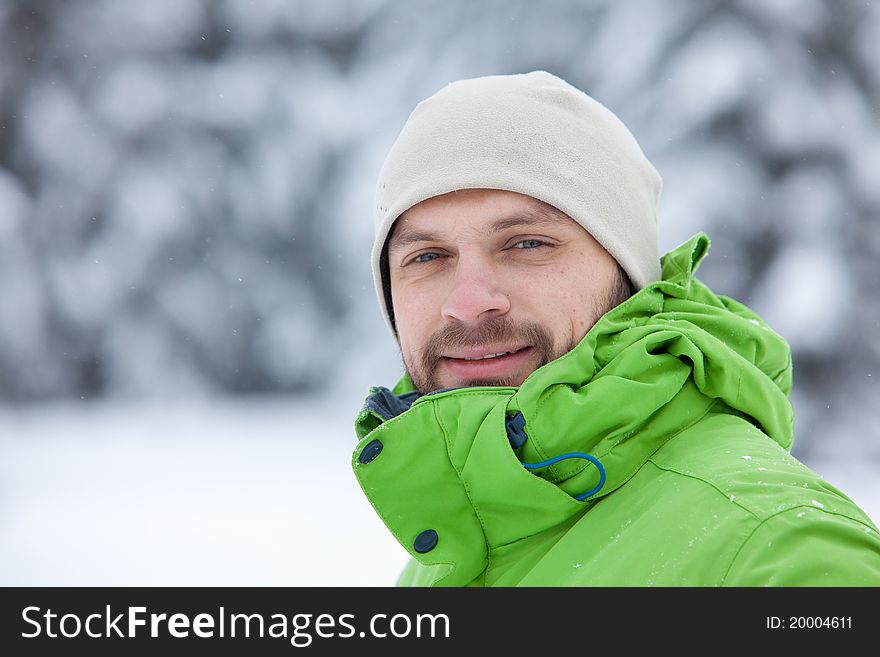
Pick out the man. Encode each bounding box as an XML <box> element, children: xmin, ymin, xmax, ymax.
<box><xmin>352</xmin><ymin>71</ymin><xmax>880</xmax><ymax>586</ymax></box>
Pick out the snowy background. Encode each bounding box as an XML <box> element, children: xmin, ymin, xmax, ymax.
<box><xmin>1</xmin><ymin>0</ymin><xmax>878</xmax><ymax>585</ymax></box>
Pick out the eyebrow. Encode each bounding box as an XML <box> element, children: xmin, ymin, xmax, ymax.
<box><xmin>387</xmin><ymin>205</ymin><xmax>568</xmax><ymax>254</ymax></box>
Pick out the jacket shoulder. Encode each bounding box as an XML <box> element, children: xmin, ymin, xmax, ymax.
<box><xmin>649</xmin><ymin>408</ymin><xmax>876</xmax><ymax>528</ymax></box>
<box><xmin>647</xmin><ymin>408</ymin><xmax>880</xmax><ymax>585</ymax></box>
<box><xmin>720</xmin><ymin>504</ymin><xmax>880</xmax><ymax>585</ymax></box>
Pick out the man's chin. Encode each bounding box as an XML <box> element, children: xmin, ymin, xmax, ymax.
<box><xmin>466</xmin><ymin>380</ymin><xmax>520</xmax><ymax>390</ymax></box>
<box><xmin>418</xmin><ymin>380</ymin><xmax>519</xmax><ymax>395</ymax></box>
<box><xmin>427</xmin><ymin>371</ymin><xmax>531</xmax><ymax>393</ymax></box>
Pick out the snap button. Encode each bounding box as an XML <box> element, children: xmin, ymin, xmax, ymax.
<box><xmin>358</xmin><ymin>439</ymin><xmax>384</xmax><ymax>464</ymax></box>
<box><xmin>413</xmin><ymin>529</ymin><xmax>438</xmax><ymax>553</ymax></box>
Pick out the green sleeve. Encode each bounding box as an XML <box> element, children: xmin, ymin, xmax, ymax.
<box><xmin>722</xmin><ymin>506</ymin><xmax>880</xmax><ymax>586</ymax></box>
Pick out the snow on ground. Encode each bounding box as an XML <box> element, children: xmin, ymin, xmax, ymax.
<box><xmin>1</xmin><ymin>397</ymin><xmax>877</xmax><ymax>586</ymax></box>
<box><xmin>0</xmin><ymin>397</ymin><xmax>410</xmax><ymax>586</ymax></box>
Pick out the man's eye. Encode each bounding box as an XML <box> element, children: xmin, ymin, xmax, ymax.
<box><xmin>512</xmin><ymin>239</ymin><xmax>545</xmax><ymax>249</ymax></box>
<box><xmin>412</xmin><ymin>252</ymin><xmax>440</xmax><ymax>263</ymax></box>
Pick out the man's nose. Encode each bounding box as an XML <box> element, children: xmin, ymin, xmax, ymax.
<box><xmin>440</xmin><ymin>256</ymin><xmax>511</xmax><ymax>324</ymax></box>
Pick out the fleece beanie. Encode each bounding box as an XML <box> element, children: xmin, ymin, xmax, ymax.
<box><xmin>373</xmin><ymin>70</ymin><xmax>662</xmax><ymax>336</ymax></box>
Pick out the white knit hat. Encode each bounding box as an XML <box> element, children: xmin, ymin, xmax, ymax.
<box><xmin>373</xmin><ymin>70</ymin><xmax>662</xmax><ymax>335</ymax></box>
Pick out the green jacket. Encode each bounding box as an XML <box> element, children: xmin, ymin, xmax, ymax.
<box><xmin>352</xmin><ymin>233</ymin><xmax>880</xmax><ymax>586</ymax></box>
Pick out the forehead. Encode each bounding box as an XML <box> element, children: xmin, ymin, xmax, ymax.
<box><xmin>388</xmin><ymin>189</ymin><xmax>577</xmax><ymax>248</ymax></box>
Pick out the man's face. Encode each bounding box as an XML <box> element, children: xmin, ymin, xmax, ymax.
<box><xmin>387</xmin><ymin>189</ymin><xmax>628</xmax><ymax>395</ymax></box>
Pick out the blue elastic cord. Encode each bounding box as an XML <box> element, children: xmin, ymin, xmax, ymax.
<box><xmin>520</xmin><ymin>452</ymin><xmax>607</xmax><ymax>501</ymax></box>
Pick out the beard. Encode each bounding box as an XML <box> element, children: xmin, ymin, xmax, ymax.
<box><xmin>404</xmin><ymin>318</ymin><xmax>561</xmax><ymax>396</ymax></box>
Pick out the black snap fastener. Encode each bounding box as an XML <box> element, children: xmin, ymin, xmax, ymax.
<box><xmin>358</xmin><ymin>439</ymin><xmax>384</xmax><ymax>464</ymax></box>
<box><xmin>413</xmin><ymin>529</ymin><xmax>438</xmax><ymax>553</ymax></box>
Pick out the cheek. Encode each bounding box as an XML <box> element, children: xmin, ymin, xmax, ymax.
<box><xmin>529</xmin><ymin>268</ymin><xmax>595</xmax><ymax>341</ymax></box>
<box><xmin>393</xmin><ymin>289</ymin><xmax>437</xmax><ymax>354</ymax></box>
<box><xmin>517</xmin><ymin>271</ymin><xmax>578</xmax><ymax>339</ymax></box>
<box><xmin>571</xmin><ymin>282</ymin><xmax>603</xmax><ymax>328</ymax></box>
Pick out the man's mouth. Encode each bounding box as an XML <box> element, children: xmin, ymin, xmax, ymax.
<box><xmin>445</xmin><ymin>345</ymin><xmax>531</xmax><ymax>361</ymax></box>
<box><xmin>461</xmin><ymin>351</ymin><xmax>517</xmax><ymax>361</ymax></box>
<box><xmin>440</xmin><ymin>346</ymin><xmax>535</xmax><ymax>383</ymax></box>
<box><xmin>415</xmin><ymin>320</ymin><xmax>555</xmax><ymax>393</ymax></box>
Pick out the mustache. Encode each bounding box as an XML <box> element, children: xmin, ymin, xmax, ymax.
<box><xmin>419</xmin><ymin>318</ymin><xmax>554</xmax><ymax>371</ymax></box>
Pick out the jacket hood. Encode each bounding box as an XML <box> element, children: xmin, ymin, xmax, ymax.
<box><xmin>353</xmin><ymin>232</ymin><xmax>794</xmax><ymax>585</ymax></box>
